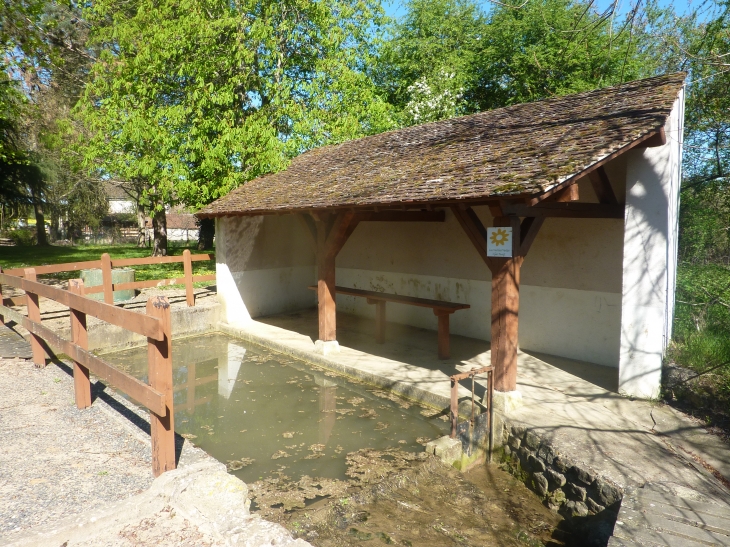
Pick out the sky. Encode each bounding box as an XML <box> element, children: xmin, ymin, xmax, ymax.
<box><xmin>383</xmin><ymin>0</ymin><xmax>702</xmax><ymax>20</ymax></box>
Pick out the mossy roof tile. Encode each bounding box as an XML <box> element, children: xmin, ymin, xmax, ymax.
<box><xmin>197</xmin><ymin>73</ymin><xmax>685</xmax><ymax>217</ymax></box>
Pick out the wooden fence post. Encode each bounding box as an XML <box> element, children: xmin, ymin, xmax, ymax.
<box><xmin>69</xmin><ymin>279</ymin><xmax>92</xmax><ymax>409</ymax></box>
<box><xmin>183</xmin><ymin>249</ymin><xmax>194</xmax><ymax>307</ymax></box>
<box><xmin>146</xmin><ymin>296</ymin><xmax>176</xmax><ymax>476</ymax></box>
<box><xmin>101</xmin><ymin>253</ymin><xmax>114</xmax><ymax>305</ymax></box>
<box><xmin>23</xmin><ymin>268</ymin><xmax>46</xmax><ymax>367</ymax></box>
<box><xmin>0</xmin><ymin>266</ymin><xmax>4</xmax><ymax>326</ymax></box>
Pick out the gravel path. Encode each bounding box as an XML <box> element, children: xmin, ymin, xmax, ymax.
<box><xmin>0</xmin><ymin>357</ymin><xmax>157</xmax><ymax>537</ymax></box>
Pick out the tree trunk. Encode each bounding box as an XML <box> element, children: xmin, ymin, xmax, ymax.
<box><xmin>152</xmin><ymin>209</ymin><xmax>167</xmax><ymax>256</ymax></box>
<box><xmin>137</xmin><ymin>203</ymin><xmax>146</xmax><ymax>247</ymax></box>
<box><xmin>32</xmin><ymin>198</ymin><xmax>48</xmax><ymax>246</ymax></box>
<box><xmin>50</xmin><ymin>211</ymin><xmax>60</xmax><ymax>242</ymax></box>
<box><xmin>197</xmin><ymin>217</ymin><xmax>214</xmax><ymax>250</ymax></box>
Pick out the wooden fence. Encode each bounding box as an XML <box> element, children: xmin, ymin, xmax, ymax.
<box><xmin>4</xmin><ymin>250</ymin><xmax>215</xmax><ymax>307</ymax></box>
<box><xmin>0</xmin><ymin>269</ymin><xmax>176</xmax><ymax>477</ymax></box>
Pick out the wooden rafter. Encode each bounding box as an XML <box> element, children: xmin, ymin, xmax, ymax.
<box><xmin>501</xmin><ymin>202</ymin><xmax>624</xmax><ymax>218</ymax></box>
<box><xmin>518</xmin><ymin>217</ymin><xmax>544</xmax><ymax>257</ymax></box>
<box><xmin>588</xmin><ymin>166</ymin><xmax>619</xmax><ymax>205</ymax></box>
<box><xmin>355</xmin><ymin>210</ymin><xmax>445</xmax><ymax>222</ymax></box>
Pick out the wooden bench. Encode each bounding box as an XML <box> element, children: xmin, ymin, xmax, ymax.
<box><xmin>308</xmin><ymin>285</ymin><xmax>469</xmax><ymax>359</ymax></box>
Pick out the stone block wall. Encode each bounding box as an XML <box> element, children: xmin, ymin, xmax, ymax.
<box><xmin>500</xmin><ymin>425</ymin><xmax>623</xmax><ymax>519</ymax></box>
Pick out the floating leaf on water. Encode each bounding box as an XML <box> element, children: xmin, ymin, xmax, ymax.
<box><xmin>335</xmin><ymin>408</ymin><xmax>355</xmax><ymax>415</ymax></box>
<box><xmin>375</xmin><ymin>422</ymin><xmax>389</xmax><ymax>430</ymax></box>
<box><xmin>309</xmin><ymin>443</ymin><xmax>325</xmax><ymax>452</ymax></box>
<box><xmin>282</xmin><ymin>432</ymin><xmax>295</xmax><ymax>438</ymax></box>
<box><xmin>420</xmin><ymin>408</ymin><xmax>441</xmax><ymax>418</ymax></box>
<box><xmin>226</xmin><ymin>458</ymin><xmax>255</xmax><ymax>471</ymax></box>
<box><xmin>271</xmin><ymin>450</ymin><xmax>291</xmax><ymax>460</ymax></box>
<box><xmin>181</xmin><ymin>433</ymin><xmax>197</xmax><ymax>440</ymax></box>
<box><xmin>416</xmin><ymin>437</ymin><xmax>431</xmax><ymax>445</ymax></box>
<box><xmin>359</xmin><ymin>409</ymin><xmax>377</xmax><ymax>419</ymax></box>
<box><xmin>347</xmin><ymin>397</ymin><xmax>365</xmax><ymax>405</ymax></box>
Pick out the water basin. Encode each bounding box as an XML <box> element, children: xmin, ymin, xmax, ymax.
<box><xmin>104</xmin><ymin>332</ymin><xmax>449</xmax><ymax>483</ymax></box>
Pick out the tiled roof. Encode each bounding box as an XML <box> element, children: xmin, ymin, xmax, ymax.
<box><xmin>145</xmin><ymin>213</ymin><xmax>198</xmax><ymax>230</ymax></box>
<box><xmin>197</xmin><ymin>73</ymin><xmax>685</xmax><ymax>217</ymax></box>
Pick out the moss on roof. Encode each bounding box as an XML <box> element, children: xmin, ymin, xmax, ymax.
<box><xmin>197</xmin><ymin>73</ymin><xmax>685</xmax><ymax>217</ymax></box>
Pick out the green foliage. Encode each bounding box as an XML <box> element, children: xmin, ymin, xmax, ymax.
<box><xmin>679</xmin><ymin>183</ymin><xmax>730</xmax><ymax>264</ymax></box>
<box><xmin>670</xmin><ymin>263</ymin><xmax>730</xmax><ymax>409</ymax></box>
<box><xmin>76</xmin><ymin>0</ymin><xmax>395</xmax><ymax>213</ymax></box>
<box><xmin>674</xmin><ymin>264</ymin><xmax>730</xmax><ymax>338</ymax></box>
<box><xmin>4</xmin><ymin>229</ymin><xmax>37</xmax><ymax>246</ymax></box>
<box><xmin>376</xmin><ymin>0</ymin><xmax>663</xmax><ymax>124</ymax></box>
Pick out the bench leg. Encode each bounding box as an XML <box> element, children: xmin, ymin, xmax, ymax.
<box><xmin>375</xmin><ymin>301</ymin><xmax>386</xmax><ymax>344</ymax></box>
<box><xmin>436</xmin><ymin>312</ymin><xmax>450</xmax><ymax>360</ymax></box>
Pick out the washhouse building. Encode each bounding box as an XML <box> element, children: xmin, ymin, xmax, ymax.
<box><xmin>197</xmin><ymin>73</ymin><xmax>686</xmax><ymax>400</ymax></box>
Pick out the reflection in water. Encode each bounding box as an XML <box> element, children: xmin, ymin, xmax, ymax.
<box><xmin>105</xmin><ymin>333</ymin><xmax>448</xmax><ymax>483</ymax></box>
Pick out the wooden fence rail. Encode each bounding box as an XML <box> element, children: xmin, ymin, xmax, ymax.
<box><xmin>3</xmin><ymin>251</ymin><xmax>215</xmax><ymax>307</ymax></box>
<box><xmin>0</xmin><ymin>269</ymin><xmax>175</xmax><ymax>477</ymax></box>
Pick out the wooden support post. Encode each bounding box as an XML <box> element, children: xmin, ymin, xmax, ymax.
<box><xmin>435</xmin><ymin>311</ymin><xmax>451</xmax><ymax>360</ymax></box>
<box><xmin>183</xmin><ymin>249</ymin><xmax>194</xmax><ymax>306</ymax></box>
<box><xmin>317</xmin><ymin>249</ymin><xmax>337</xmax><ymax>342</ymax></box>
<box><xmin>0</xmin><ymin>266</ymin><xmax>4</xmax><ymax>326</ymax></box>
<box><xmin>24</xmin><ymin>268</ymin><xmax>45</xmax><ymax>367</ymax></box>
<box><xmin>101</xmin><ymin>253</ymin><xmax>114</xmax><ymax>305</ymax></box>
<box><xmin>314</xmin><ymin>211</ymin><xmax>357</xmax><ymax>343</ymax></box>
<box><xmin>490</xmin><ymin>257</ymin><xmax>522</xmax><ymax>392</ymax></box>
<box><xmin>488</xmin><ymin>216</ymin><xmax>523</xmax><ymax>392</ymax></box>
<box><xmin>146</xmin><ymin>296</ymin><xmax>176</xmax><ymax>476</ymax></box>
<box><xmin>370</xmin><ymin>299</ymin><xmax>386</xmax><ymax>344</ymax></box>
<box><xmin>69</xmin><ymin>279</ymin><xmax>91</xmax><ymax>409</ymax></box>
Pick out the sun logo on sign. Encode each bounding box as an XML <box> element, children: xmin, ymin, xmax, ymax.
<box><xmin>489</xmin><ymin>228</ymin><xmax>509</xmax><ymax>246</ymax></box>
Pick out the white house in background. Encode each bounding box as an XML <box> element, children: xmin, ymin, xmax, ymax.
<box><xmin>144</xmin><ymin>212</ymin><xmax>199</xmax><ymax>242</ymax></box>
<box><xmin>197</xmin><ymin>73</ymin><xmax>685</xmax><ymax>399</ymax></box>
<box><xmin>104</xmin><ymin>182</ymin><xmax>136</xmax><ymax>214</ymax></box>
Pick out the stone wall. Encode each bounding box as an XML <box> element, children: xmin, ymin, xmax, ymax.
<box><xmin>500</xmin><ymin>425</ymin><xmax>623</xmax><ymax>519</ymax></box>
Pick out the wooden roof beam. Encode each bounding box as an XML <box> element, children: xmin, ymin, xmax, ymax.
<box><xmin>588</xmin><ymin>166</ymin><xmax>619</xmax><ymax>205</ymax></box>
<box><xmin>502</xmin><ymin>202</ymin><xmax>624</xmax><ymax>218</ymax></box>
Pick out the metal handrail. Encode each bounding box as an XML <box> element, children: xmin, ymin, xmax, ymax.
<box><xmin>450</xmin><ymin>364</ymin><xmax>494</xmax><ymax>463</ymax></box>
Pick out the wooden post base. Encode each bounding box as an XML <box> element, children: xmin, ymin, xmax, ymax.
<box><xmin>490</xmin><ymin>257</ymin><xmax>522</xmax><ymax>392</ymax></box>
<box><xmin>435</xmin><ymin>311</ymin><xmax>451</xmax><ymax>360</ymax></box>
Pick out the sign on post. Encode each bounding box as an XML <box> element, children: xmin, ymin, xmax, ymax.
<box><xmin>487</xmin><ymin>227</ymin><xmax>513</xmax><ymax>257</ymax></box>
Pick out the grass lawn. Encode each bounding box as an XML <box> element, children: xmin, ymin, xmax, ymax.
<box><xmin>0</xmin><ymin>243</ymin><xmax>215</xmax><ymax>287</ymax></box>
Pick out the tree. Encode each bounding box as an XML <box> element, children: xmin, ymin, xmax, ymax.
<box><xmin>77</xmin><ymin>0</ymin><xmax>395</xmax><ymax>255</ymax></box>
<box><xmin>376</xmin><ymin>0</ymin><xmax>666</xmax><ymax>123</ymax></box>
<box><xmin>1</xmin><ymin>0</ymin><xmax>105</xmax><ymax>244</ymax></box>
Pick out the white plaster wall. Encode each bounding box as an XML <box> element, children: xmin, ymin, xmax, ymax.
<box><xmin>215</xmin><ymin>214</ymin><xmax>316</xmax><ymax>326</ymax></box>
<box><xmin>336</xmin><ymin>267</ymin><xmax>622</xmax><ymax>367</ymax></box>
<box><xmin>519</xmin><ymin>285</ymin><xmax>622</xmax><ymax>366</ymax></box>
<box><xmin>109</xmin><ymin>199</ymin><xmax>135</xmax><ymax>214</ymax></box>
<box><xmin>619</xmin><ymin>91</ymin><xmax>685</xmax><ymax>398</ymax></box>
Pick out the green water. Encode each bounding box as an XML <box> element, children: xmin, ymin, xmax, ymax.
<box><xmin>104</xmin><ymin>332</ymin><xmax>449</xmax><ymax>483</ymax></box>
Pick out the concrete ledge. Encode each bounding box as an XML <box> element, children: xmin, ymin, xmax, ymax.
<box><xmin>218</xmin><ymin>320</ymin><xmax>459</xmax><ymax>410</ymax></box>
<box><xmin>86</xmin><ymin>299</ymin><xmax>220</xmax><ymax>353</ymax></box>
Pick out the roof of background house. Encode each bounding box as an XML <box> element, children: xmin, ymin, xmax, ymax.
<box><xmin>197</xmin><ymin>72</ymin><xmax>685</xmax><ymax>218</ymax></box>
<box><xmin>103</xmin><ymin>182</ymin><xmax>134</xmax><ymax>201</ymax></box>
<box><xmin>145</xmin><ymin>213</ymin><xmax>198</xmax><ymax>230</ymax></box>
